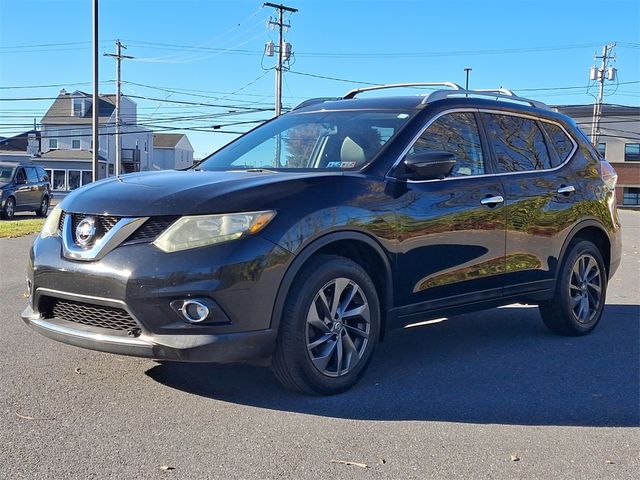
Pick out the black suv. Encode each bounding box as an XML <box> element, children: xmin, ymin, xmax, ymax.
<box><xmin>1</xmin><ymin>162</ymin><xmax>51</xmax><ymax>219</ymax></box>
<box><xmin>22</xmin><ymin>84</ymin><xmax>621</xmax><ymax>395</ymax></box>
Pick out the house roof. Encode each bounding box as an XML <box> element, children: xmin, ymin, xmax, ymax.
<box><xmin>41</xmin><ymin>90</ymin><xmax>116</xmax><ymax>125</ymax></box>
<box><xmin>0</xmin><ymin>130</ymin><xmax>40</xmax><ymax>152</ymax></box>
<box><xmin>153</xmin><ymin>133</ymin><xmax>186</xmax><ymax>148</ymax></box>
<box><xmin>38</xmin><ymin>149</ymin><xmax>107</xmax><ymax>161</ymax></box>
<box><xmin>553</xmin><ymin>103</ymin><xmax>640</xmax><ymax>118</ymax></box>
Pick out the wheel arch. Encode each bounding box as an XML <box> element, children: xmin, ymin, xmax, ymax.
<box><xmin>558</xmin><ymin>220</ymin><xmax>612</xmax><ymax>277</ymax></box>
<box><xmin>269</xmin><ymin>231</ymin><xmax>394</xmax><ymax>340</ymax></box>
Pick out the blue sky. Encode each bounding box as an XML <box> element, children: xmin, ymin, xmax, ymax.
<box><xmin>1</xmin><ymin>0</ymin><xmax>639</xmax><ymax>158</ymax></box>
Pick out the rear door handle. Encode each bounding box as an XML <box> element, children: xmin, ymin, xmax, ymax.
<box><xmin>557</xmin><ymin>185</ymin><xmax>575</xmax><ymax>195</ymax></box>
<box><xmin>480</xmin><ymin>195</ymin><xmax>504</xmax><ymax>207</ymax></box>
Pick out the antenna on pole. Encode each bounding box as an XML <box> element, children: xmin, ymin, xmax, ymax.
<box><xmin>263</xmin><ymin>3</ymin><xmax>298</xmax><ymax>117</ymax></box>
<box><xmin>589</xmin><ymin>43</ymin><xmax>617</xmax><ymax>146</ymax></box>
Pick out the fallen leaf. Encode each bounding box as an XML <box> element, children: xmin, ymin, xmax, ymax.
<box><xmin>331</xmin><ymin>460</ymin><xmax>369</xmax><ymax>469</ymax></box>
<box><xmin>15</xmin><ymin>410</ymin><xmax>55</xmax><ymax>421</ymax></box>
<box><xmin>74</xmin><ymin>367</ymin><xmax>85</xmax><ymax>375</ymax></box>
<box><xmin>510</xmin><ymin>454</ymin><xmax>520</xmax><ymax>462</ymax></box>
<box><xmin>160</xmin><ymin>465</ymin><xmax>175</xmax><ymax>471</ymax></box>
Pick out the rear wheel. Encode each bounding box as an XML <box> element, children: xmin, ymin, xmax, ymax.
<box><xmin>539</xmin><ymin>240</ymin><xmax>607</xmax><ymax>336</ymax></box>
<box><xmin>1</xmin><ymin>196</ymin><xmax>15</xmax><ymax>220</ymax></box>
<box><xmin>272</xmin><ymin>255</ymin><xmax>380</xmax><ymax>395</ymax></box>
<box><xmin>36</xmin><ymin>196</ymin><xmax>49</xmax><ymax>217</ymax></box>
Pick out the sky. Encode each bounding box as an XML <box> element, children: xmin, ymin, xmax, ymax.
<box><xmin>1</xmin><ymin>0</ymin><xmax>639</xmax><ymax>159</ymax></box>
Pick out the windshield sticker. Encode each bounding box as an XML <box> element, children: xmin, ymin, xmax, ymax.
<box><xmin>327</xmin><ymin>161</ymin><xmax>356</xmax><ymax>168</ymax></box>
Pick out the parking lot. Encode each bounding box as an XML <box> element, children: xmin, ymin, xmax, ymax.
<box><xmin>1</xmin><ymin>210</ymin><xmax>638</xmax><ymax>479</ymax></box>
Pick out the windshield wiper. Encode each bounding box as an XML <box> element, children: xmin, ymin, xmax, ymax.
<box><xmin>243</xmin><ymin>168</ymin><xmax>278</xmax><ymax>174</ymax></box>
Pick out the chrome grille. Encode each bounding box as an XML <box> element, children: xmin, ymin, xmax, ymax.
<box><xmin>58</xmin><ymin>212</ymin><xmax>122</xmax><ymax>246</ymax></box>
<box><xmin>41</xmin><ymin>296</ymin><xmax>138</xmax><ymax>332</ymax></box>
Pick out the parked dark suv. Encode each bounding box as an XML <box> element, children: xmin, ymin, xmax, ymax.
<box><xmin>22</xmin><ymin>83</ymin><xmax>621</xmax><ymax>394</ymax></box>
<box><xmin>1</xmin><ymin>162</ymin><xmax>51</xmax><ymax>219</ymax></box>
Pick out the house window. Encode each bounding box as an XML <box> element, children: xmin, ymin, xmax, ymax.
<box><xmin>49</xmin><ymin>138</ymin><xmax>58</xmax><ymax>149</ymax></box>
<box><xmin>623</xmin><ymin>187</ymin><xmax>640</xmax><ymax>205</ymax></box>
<box><xmin>81</xmin><ymin>171</ymin><xmax>92</xmax><ymax>186</ymax></box>
<box><xmin>68</xmin><ymin>170</ymin><xmax>81</xmax><ymax>190</ymax></box>
<box><xmin>624</xmin><ymin>143</ymin><xmax>640</xmax><ymax>161</ymax></box>
<box><xmin>72</xmin><ymin>139</ymin><xmax>81</xmax><ymax>149</ymax></box>
<box><xmin>51</xmin><ymin>170</ymin><xmax>66</xmax><ymax>191</ymax></box>
<box><xmin>597</xmin><ymin>143</ymin><xmax>606</xmax><ymax>158</ymax></box>
<box><xmin>72</xmin><ymin>98</ymin><xmax>84</xmax><ymax>117</ymax></box>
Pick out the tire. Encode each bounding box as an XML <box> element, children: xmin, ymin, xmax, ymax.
<box><xmin>271</xmin><ymin>254</ymin><xmax>381</xmax><ymax>395</ymax></box>
<box><xmin>539</xmin><ymin>240</ymin><xmax>607</xmax><ymax>336</ymax></box>
<box><xmin>1</xmin><ymin>196</ymin><xmax>15</xmax><ymax>220</ymax></box>
<box><xmin>36</xmin><ymin>196</ymin><xmax>49</xmax><ymax>217</ymax></box>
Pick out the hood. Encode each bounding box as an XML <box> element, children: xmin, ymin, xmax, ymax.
<box><xmin>59</xmin><ymin>169</ymin><xmax>340</xmax><ymax>216</ymax></box>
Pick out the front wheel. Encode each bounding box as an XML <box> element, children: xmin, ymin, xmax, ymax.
<box><xmin>271</xmin><ymin>255</ymin><xmax>380</xmax><ymax>395</ymax></box>
<box><xmin>1</xmin><ymin>196</ymin><xmax>15</xmax><ymax>220</ymax></box>
<box><xmin>539</xmin><ymin>240</ymin><xmax>608</xmax><ymax>336</ymax></box>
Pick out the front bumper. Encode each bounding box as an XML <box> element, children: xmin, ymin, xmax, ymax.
<box><xmin>22</xmin><ymin>304</ymin><xmax>277</xmax><ymax>362</ymax></box>
<box><xmin>24</xmin><ymin>233</ymin><xmax>292</xmax><ymax>362</ymax></box>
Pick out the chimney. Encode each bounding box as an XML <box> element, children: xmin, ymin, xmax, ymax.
<box><xmin>27</xmin><ymin>133</ymin><xmax>39</xmax><ymax>157</ymax></box>
<box><xmin>60</xmin><ymin>88</ymin><xmax>67</xmax><ymax>95</ymax></box>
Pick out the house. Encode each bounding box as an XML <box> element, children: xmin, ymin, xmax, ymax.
<box><xmin>554</xmin><ymin>104</ymin><xmax>640</xmax><ymax>207</ymax></box>
<box><xmin>152</xmin><ymin>133</ymin><xmax>194</xmax><ymax>170</ymax></box>
<box><xmin>34</xmin><ymin>89</ymin><xmax>154</xmax><ymax>192</ymax></box>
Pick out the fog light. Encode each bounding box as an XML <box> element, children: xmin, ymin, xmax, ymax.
<box><xmin>180</xmin><ymin>300</ymin><xmax>210</xmax><ymax>323</ymax></box>
<box><xmin>169</xmin><ymin>298</ymin><xmax>230</xmax><ymax>325</ymax></box>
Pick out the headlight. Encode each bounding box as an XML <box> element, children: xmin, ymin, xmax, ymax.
<box><xmin>40</xmin><ymin>205</ymin><xmax>62</xmax><ymax>239</ymax></box>
<box><xmin>153</xmin><ymin>210</ymin><xmax>276</xmax><ymax>253</ymax></box>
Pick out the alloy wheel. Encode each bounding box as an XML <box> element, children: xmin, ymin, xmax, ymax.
<box><xmin>305</xmin><ymin>277</ymin><xmax>371</xmax><ymax>377</ymax></box>
<box><xmin>569</xmin><ymin>253</ymin><xmax>602</xmax><ymax>324</ymax></box>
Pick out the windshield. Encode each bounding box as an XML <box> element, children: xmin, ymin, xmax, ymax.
<box><xmin>198</xmin><ymin>109</ymin><xmax>414</xmax><ymax>171</ymax></box>
<box><xmin>0</xmin><ymin>167</ymin><xmax>15</xmax><ymax>182</ymax></box>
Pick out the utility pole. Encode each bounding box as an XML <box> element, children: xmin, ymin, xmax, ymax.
<box><xmin>92</xmin><ymin>0</ymin><xmax>99</xmax><ymax>182</ymax></box>
<box><xmin>590</xmin><ymin>43</ymin><xmax>617</xmax><ymax>145</ymax></box>
<box><xmin>264</xmin><ymin>3</ymin><xmax>297</xmax><ymax>116</ymax></box>
<box><xmin>104</xmin><ymin>39</ymin><xmax>133</xmax><ymax>176</ymax></box>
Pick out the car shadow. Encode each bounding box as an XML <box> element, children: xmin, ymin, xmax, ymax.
<box><xmin>145</xmin><ymin>304</ymin><xmax>640</xmax><ymax>427</ymax></box>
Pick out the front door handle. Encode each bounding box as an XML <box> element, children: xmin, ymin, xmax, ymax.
<box><xmin>480</xmin><ymin>195</ymin><xmax>504</xmax><ymax>207</ymax></box>
<box><xmin>557</xmin><ymin>185</ymin><xmax>575</xmax><ymax>195</ymax></box>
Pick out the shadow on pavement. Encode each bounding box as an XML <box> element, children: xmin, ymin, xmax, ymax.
<box><xmin>146</xmin><ymin>304</ymin><xmax>640</xmax><ymax>427</ymax></box>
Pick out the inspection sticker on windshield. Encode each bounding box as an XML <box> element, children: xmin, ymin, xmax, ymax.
<box><xmin>327</xmin><ymin>161</ymin><xmax>356</xmax><ymax>168</ymax></box>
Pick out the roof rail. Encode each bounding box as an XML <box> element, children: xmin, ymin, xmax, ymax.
<box><xmin>343</xmin><ymin>82</ymin><xmax>463</xmax><ymax>100</ymax></box>
<box><xmin>423</xmin><ymin>88</ymin><xmax>549</xmax><ymax>110</ymax></box>
<box><xmin>292</xmin><ymin>97</ymin><xmax>341</xmax><ymax>110</ymax></box>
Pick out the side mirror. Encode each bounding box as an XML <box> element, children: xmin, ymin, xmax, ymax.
<box><xmin>16</xmin><ymin>176</ymin><xmax>27</xmax><ymax>185</ymax></box>
<box><xmin>402</xmin><ymin>151</ymin><xmax>456</xmax><ymax>180</ymax></box>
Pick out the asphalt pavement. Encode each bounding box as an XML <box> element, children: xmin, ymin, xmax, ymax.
<box><xmin>1</xmin><ymin>210</ymin><xmax>638</xmax><ymax>479</ymax></box>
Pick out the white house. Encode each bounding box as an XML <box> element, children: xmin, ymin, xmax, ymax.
<box><xmin>152</xmin><ymin>133</ymin><xmax>194</xmax><ymax>170</ymax></box>
<box><xmin>34</xmin><ymin>89</ymin><xmax>154</xmax><ymax>192</ymax></box>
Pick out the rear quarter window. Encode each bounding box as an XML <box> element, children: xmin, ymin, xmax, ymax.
<box><xmin>36</xmin><ymin>166</ymin><xmax>49</xmax><ymax>182</ymax></box>
<box><xmin>542</xmin><ymin>122</ymin><xmax>575</xmax><ymax>166</ymax></box>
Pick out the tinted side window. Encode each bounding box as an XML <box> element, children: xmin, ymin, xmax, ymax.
<box><xmin>25</xmin><ymin>167</ymin><xmax>39</xmax><ymax>183</ymax></box>
<box><xmin>542</xmin><ymin>122</ymin><xmax>574</xmax><ymax>166</ymax></box>
<box><xmin>411</xmin><ymin>112</ymin><xmax>485</xmax><ymax>176</ymax></box>
<box><xmin>482</xmin><ymin>113</ymin><xmax>551</xmax><ymax>172</ymax></box>
<box><xmin>16</xmin><ymin>168</ymin><xmax>27</xmax><ymax>183</ymax></box>
<box><xmin>36</xmin><ymin>166</ymin><xmax>49</xmax><ymax>182</ymax></box>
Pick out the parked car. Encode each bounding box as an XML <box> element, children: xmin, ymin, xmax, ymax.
<box><xmin>0</xmin><ymin>162</ymin><xmax>51</xmax><ymax>219</ymax></box>
<box><xmin>22</xmin><ymin>83</ymin><xmax>621</xmax><ymax>395</ymax></box>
